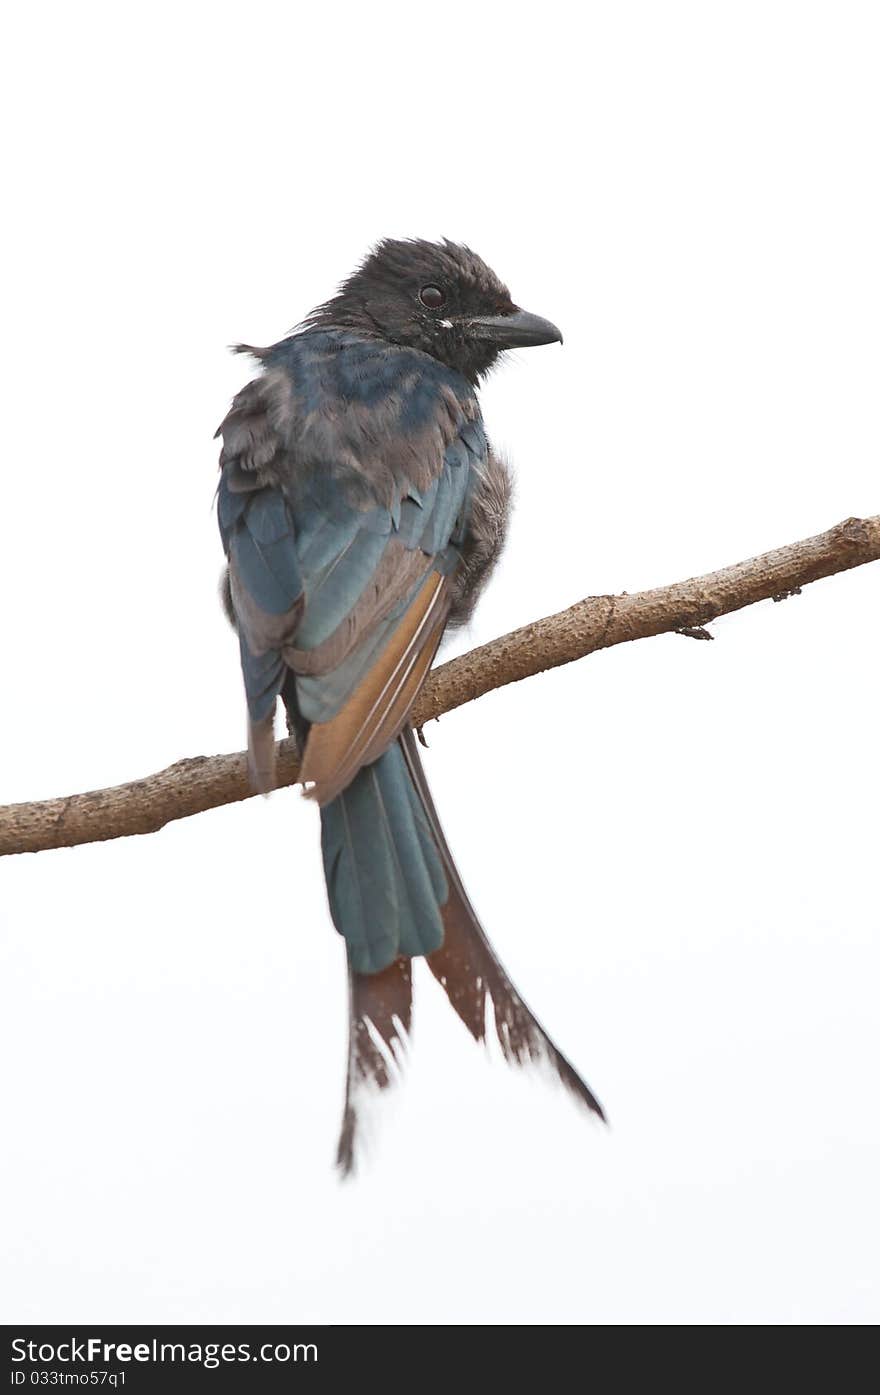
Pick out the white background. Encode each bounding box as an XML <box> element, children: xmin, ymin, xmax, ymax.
<box><xmin>2</xmin><ymin>1</ymin><xmax>878</xmax><ymax>1325</ymax></box>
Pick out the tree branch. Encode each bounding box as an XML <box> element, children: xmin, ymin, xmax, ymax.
<box><xmin>2</xmin><ymin>514</ymin><xmax>877</xmax><ymax>857</ymax></box>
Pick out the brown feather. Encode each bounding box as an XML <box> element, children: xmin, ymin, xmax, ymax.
<box><xmin>300</xmin><ymin>570</ymin><xmax>449</xmax><ymax>805</ymax></box>
<box><xmin>337</xmin><ymin>955</ymin><xmax>412</xmax><ymax>1177</ymax></box>
<box><xmin>340</xmin><ymin>603</ymin><xmax>447</xmax><ymax>780</ymax></box>
<box><xmin>399</xmin><ymin>729</ymin><xmax>606</xmax><ymax>1122</ymax></box>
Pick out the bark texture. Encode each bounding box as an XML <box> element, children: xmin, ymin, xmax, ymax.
<box><xmin>2</xmin><ymin>515</ymin><xmax>877</xmax><ymax>857</ymax></box>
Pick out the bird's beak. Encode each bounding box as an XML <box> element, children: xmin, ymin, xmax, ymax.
<box><xmin>465</xmin><ymin>307</ymin><xmax>563</xmax><ymax>348</ymax></box>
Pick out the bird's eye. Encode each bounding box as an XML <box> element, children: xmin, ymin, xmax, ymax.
<box><xmin>419</xmin><ymin>284</ymin><xmax>446</xmax><ymax>310</ymax></box>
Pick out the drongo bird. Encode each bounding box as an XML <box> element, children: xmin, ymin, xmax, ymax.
<box><xmin>216</xmin><ymin>239</ymin><xmax>604</xmax><ymax>1170</ymax></box>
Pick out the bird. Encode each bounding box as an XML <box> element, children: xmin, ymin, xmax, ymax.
<box><xmin>216</xmin><ymin>238</ymin><xmax>605</xmax><ymax>1171</ymax></box>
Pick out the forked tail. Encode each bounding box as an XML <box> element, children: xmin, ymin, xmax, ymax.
<box><xmin>329</xmin><ymin>728</ymin><xmax>605</xmax><ymax>1175</ymax></box>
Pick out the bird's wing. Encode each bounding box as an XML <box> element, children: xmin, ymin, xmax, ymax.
<box><xmin>217</xmin><ymin>340</ymin><xmax>487</xmax><ymax>799</ymax></box>
<box><xmin>217</xmin><ymin>370</ymin><xmax>306</xmax><ymax>788</ymax></box>
<box><xmin>297</xmin><ymin>565</ymin><xmax>449</xmax><ymax>804</ymax></box>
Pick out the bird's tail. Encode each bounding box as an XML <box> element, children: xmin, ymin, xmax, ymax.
<box><xmin>322</xmin><ymin>727</ymin><xmax>605</xmax><ymax>1175</ymax></box>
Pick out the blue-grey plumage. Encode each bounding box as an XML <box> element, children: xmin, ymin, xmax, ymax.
<box><xmin>216</xmin><ymin>238</ymin><xmax>603</xmax><ymax>1173</ymax></box>
<box><xmin>321</xmin><ymin>742</ymin><xmax>447</xmax><ymax>974</ymax></box>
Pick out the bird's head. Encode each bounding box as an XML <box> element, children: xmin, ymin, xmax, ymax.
<box><xmin>305</xmin><ymin>238</ymin><xmax>562</xmax><ymax>382</ymax></box>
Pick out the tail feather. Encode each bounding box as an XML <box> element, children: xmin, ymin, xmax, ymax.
<box><xmin>332</xmin><ymin>728</ymin><xmax>605</xmax><ymax>1175</ymax></box>
<box><xmin>336</xmin><ymin>955</ymin><xmax>412</xmax><ymax>1177</ymax></box>
<box><xmin>320</xmin><ymin>742</ymin><xmax>446</xmax><ymax>974</ymax></box>
<box><xmin>400</xmin><ymin>728</ymin><xmax>606</xmax><ymax>1123</ymax></box>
